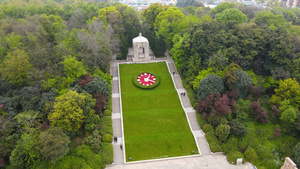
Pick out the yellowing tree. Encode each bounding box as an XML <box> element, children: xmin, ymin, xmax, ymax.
<box><xmin>269</xmin><ymin>78</ymin><xmax>300</xmax><ymax>106</ymax></box>
<box><xmin>48</xmin><ymin>90</ymin><xmax>86</xmax><ymax>132</ymax></box>
<box><xmin>0</xmin><ymin>49</ymin><xmax>32</xmax><ymax>86</ymax></box>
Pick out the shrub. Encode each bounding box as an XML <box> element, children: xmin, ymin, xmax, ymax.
<box><xmin>84</xmin><ymin>76</ymin><xmax>110</xmax><ymax>100</ymax></box>
<box><xmin>243</xmin><ymin>147</ymin><xmax>257</xmax><ymax>163</ymax></box>
<box><xmin>227</xmin><ymin>150</ymin><xmax>244</xmax><ymax>164</ymax></box>
<box><xmin>78</xmin><ymin>73</ymin><xmax>94</xmax><ymax>88</ymax></box>
<box><xmin>208</xmin><ymin>115</ymin><xmax>228</xmax><ymax>127</ymax></box>
<box><xmin>273</xmin><ymin>127</ymin><xmax>282</xmax><ymax>139</ymax></box>
<box><xmin>106</xmin><ymin>98</ymin><xmax>112</xmax><ymax>111</ymax></box>
<box><xmin>215</xmin><ymin>124</ymin><xmax>230</xmax><ymax>142</ymax></box>
<box><xmin>192</xmin><ymin>102</ymin><xmax>198</xmax><ymax>110</ymax></box>
<box><xmin>280</xmin><ymin>107</ymin><xmax>297</xmax><ymax>123</ymax></box>
<box><xmin>197</xmin><ymin>74</ymin><xmax>224</xmax><ymax>100</ymax></box>
<box><xmin>85</xmin><ymin>130</ymin><xmax>101</xmax><ymax>153</ymax></box>
<box><xmin>234</xmin><ymin>70</ymin><xmax>253</xmax><ymax>99</ymax></box>
<box><xmin>55</xmin><ymin>155</ymin><xmax>91</xmax><ymax>169</ymax></box>
<box><xmin>205</xmin><ymin>130</ymin><xmax>223</xmax><ymax>152</ymax></box>
<box><xmin>197</xmin><ymin>92</ymin><xmax>221</xmax><ymax>120</ymax></box>
<box><xmin>100</xmin><ymin>143</ymin><xmax>113</xmax><ymax>165</ymax></box>
<box><xmin>93</xmin><ymin>93</ymin><xmax>106</xmax><ymax>116</ymax></box>
<box><xmin>228</xmin><ymin>120</ymin><xmax>247</xmax><ymax>137</ymax></box>
<box><xmin>250</xmin><ymin>101</ymin><xmax>269</xmax><ymax>123</ymax></box>
<box><xmin>214</xmin><ymin>94</ymin><xmax>231</xmax><ymax>116</ymax></box>
<box><xmin>238</xmin><ymin>137</ymin><xmax>249</xmax><ymax>152</ymax></box>
<box><xmin>102</xmin><ymin>134</ymin><xmax>112</xmax><ymax>143</ymax></box>
<box><xmin>222</xmin><ymin>136</ymin><xmax>239</xmax><ymax>154</ymax></box>
<box><xmin>99</xmin><ymin>116</ymin><xmax>113</xmax><ymax>136</ymax></box>
<box><xmin>202</xmin><ymin>124</ymin><xmax>213</xmax><ymax>133</ymax></box>
<box><xmin>103</xmin><ymin>109</ymin><xmax>112</xmax><ymax>116</ymax></box>
<box><xmin>72</xmin><ymin>145</ymin><xmax>104</xmax><ymax>169</ymax></box>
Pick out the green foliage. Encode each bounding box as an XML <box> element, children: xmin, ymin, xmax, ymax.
<box><xmin>103</xmin><ymin>109</ymin><xmax>112</xmax><ymax>116</ymax></box>
<box><xmin>63</xmin><ymin>55</ymin><xmax>87</xmax><ymax>80</ymax></box>
<box><xmin>251</xmin><ymin>11</ymin><xmax>288</xmax><ymax>30</ymax></box>
<box><xmin>193</xmin><ymin>68</ymin><xmax>225</xmax><ymax>91</ymax></box>
<box><xmin>221</xmin><ymin>136</ymin><xmax>239</xmax><ymax>154</ymax></box>
<box><xmin>215</xmin><ymin>124</ymin><xmax>231</xmax><ymax>142</ymax></box>
<box><xmin>9</xmin><ymin>133</ymin><xmax>39</xmax><ymax>168</ymax></box>
<box><xmin>72</xmin><ymin>144</ymin><xmax>104</xmax><ymax>169</ymax></box>
<box><xmin>84</xmin><ymin>76</ymin><xmax>110</xmax><ymax>100</ymax></box>
<box><xmin>222</xmin><ymin>63</ymin><xmax>242</xmax><ymax>90</ymax></box>
<box><xmin>92</xmin><ymin>68</ymin><xmax>112</xmax><ymax>85</ymax></box>
<box><xmin>197</xmin><ymin>74</ymin><xmax>225</xmax><ymax>100</ymax></box>
<box><xmin>293</xmin><ymin>142</ymin><xmax>300</xmax><ymax>167</ymax></box>
<box><xmin>169</xmin><ymin>33</ymin><xmax>189</xmax><ymax>71</ymax></box>
<box><xmin>85</xmin><ymin>130</ymin><xmax>101</xmax><ymax>153</ymax></box>
<box><xmin>234</xmin><ymin>70</ymin><xmax>253</xmax><ymax>99</ymax></box>
<box><xmin>205</xmin><ymin>130</ymin><xmax>223</xmax><ymax>152</ymax></box>
<box><xmin>102</xmin><ymin>133</ymin><xmax>112</xmax><ymax>143</ymax></box>
<box><xmin>202</xmin><ymin>124</ymin><xmax>213</xmax><ymax>133</ymax></box>
<box><xmin>6</xmin><ymin>33</ymin><xmax>22</xmax><ymax>50</ymax></box>
<box><xmin>210</xmin><ymin>2</ymin><xmax>235</xmax><ymax>14</ymax></box>
<box><xmin>38</xmin><ymin>88</ymin><xmax>58</xmax><ymax>112</ymax></box>
<box><xmin>229</xmin><ymin>120</ymin><xmax>247</xmax><ymax>137</ymax></box>
<box><xmin>13</xmin><ymin>110</ymin><xmax>41</xmax><ymax>132</ymax></box>
<box><xmin>38</xmin><ymin>127</ymin><xmax>70</xmax><ymax>163</ymax></box>
<box><xmin>245</xmin><ymin>70</ymin><xmax>258</xmax><ymax>85</ymax></box>
<box><xmin>100</xmin><ymin>143</ymin><xmax>113</xmax><ymax>165</ymax></box>
<box><xmin>227</xmin><ymin>150</ymin><xmax>245</xmax><ymax>164</ymax></box>
<box><xmin>154</xmin><ymin>7</ymin><xmax>189</xmax><ymax>47</ymax></box>
<box><xmin>280</xmin><ymin>107</ymin><xmax>298</xmax><ymax>123</ymax></box>
<box><xmin>0</xmin><ymin>49</ymin><xmax>32</xmax><ymax>86</ymax></box>
<box><xmin>243</xmin><ymin>147</ymin><xmax>258</xmax><ymax>163</ymax></box>
<box><xmin>48</xmin><ymin>90</ymin><xmax>87</xmax><ymax>132</ymax></box>
<box><xmin>54</xmin><ymin>155</ymin><xmax>91</xmax><ymax>169</ymax></box>
<box><xmin>215</xmin><ymin>8</ymin><xmax>247</xmax><ymax>24</ymax></box>
<box><xmin>99</xmin><ymin>116</ymin><xmax>113</xmax><ymax>136</ymax></box>
<box><xmin>269</xmin><ymin>78</ymin><xmax>300</xmax><ymax>106</ymax></box>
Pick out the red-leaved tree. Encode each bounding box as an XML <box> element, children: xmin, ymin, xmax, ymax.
<box><xmin>214</xmin><ymin>94</ymin><xmax>231</xmax><ymax>116</ymax></box>
<box><xmin>250</xmin><ymin>101</ymin><xmax>269</xmax><ymax>123</ymax></box>
<box><xmin>197</xmin><ymin>92</ymin><xmax>221</xmax><ymax>120</ymax></box>
<box><xmin>93</xmin><ymin>93</ymin><xmax>106</xmax><ymax>116</ymax></box>
<box><xmin>78</xmin><ymin>73</ymin><xmax>94</xmax><ymax>88</ymax></box>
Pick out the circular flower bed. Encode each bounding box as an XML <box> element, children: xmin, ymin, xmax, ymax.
<box><xmin>133</xmin><ymin>72</ymin><xmax>160</xmax><ymax>89</ymax></box>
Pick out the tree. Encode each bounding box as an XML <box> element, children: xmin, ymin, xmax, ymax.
<box><xmin>215</xmin><ymin>124</ymin><xmax>230</xmax><ymax>142</ymax></box>
<box><xmin>142</xmin><ymin>3</ymin><xmax>165</xmax><ymax>30</ymax></box>
<box><xmin>154</xmin><ymin>7</ymin><xmax>189</xmax><ymax>47</ymax></box>
<box><xmin>63</xmin><ymin>55</ymin><xmax>87</xmax><ymax>80</ymax></box>
<box><xmin>269</xmin><ymin>78</ymin><xmax>300</xmax><ymax>106</ymax></box>
<box><xmin>84</xmin><ymin>76</ymin><xmax>110</xmax><ymax>100</ymax></box>
<box><xmin>13</xmin><ymin>110</ymin><xmax>41</xmax><ymax>133</ymax></box>
<box><xmin>222</xmin><ymin>63</ymin><xmax>242</xmax><ymax>90</ymax></box>
<box><xmin>0</xmin><ymin>49</ymin><xmax>32</xmax><ymax>86</ymax></box>
<box><xmin>210</xmin><ymin>2</ymin><xmax>235</xmax><ymax>14</ymax></box>
<box><xmin>251</xmin><ymin>11</ymin><xmax>287</xmax><ymax>30</ymax></box>
<box><xmin>229</xmin><ymin>120</ymin><xmax>247</xmax><ymax>137</ymax></box>
<box><xmin>215</xmin><ymin>8</ymin><xmax>247</xmax><ymax>24</ymax></box>
<box><xmin>293</xmin><ymin>142</ymin><xmax>300</xmax><ymax>167</ymax></box>
<box><xmin>85</xmin><ymin>130</ymin><xmax>101</xmax><ymax>153</ymax></box>
<box><xmin>234</xmin><ymin>70</ymin><xmax>253</xmax><ymax>99</ymax></box>
<box><xmin>280</xmin><ymin>107</ymin><xmax>298</xmax><ymax>124</ymax></box>
<box><xmin>48</xmin><ymin>90</ymin><xmax>86</xmax><ymax>132</ymax></box>
<box><xmin>250</xmin><ymin>101</ymin><xmax>269</xmax><ymax>123</ymax></box>
<box><xmin>197</xmin><ymin>74</ymin><xmax>225</xmax><ymax>100</ymax></box>
<box><xmin>38</xmin><ymin>127</ymin><xmax>70</xmax><ymax>163</ymax></box>
<box><xmin>214</xmin><ymin>94</ymin><xmax>231</xmax><ymax>116</ymax></box>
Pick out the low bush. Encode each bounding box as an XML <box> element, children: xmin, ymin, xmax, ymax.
<box><xmin>192</xmin><ymin>102</ymin><xmax>198</xmax><ymax>110</ymax></box>
<box><xmin>227</xmin><ymin>150</ymin><xmax>244</xmax><ymax>164</ymax></box>
<box><xmin>202</xmin><ymin>124</ymin><xmax>213</xmax><ymax>133</ymax></box>
<box><xmin>222</xmin><ymin>136</ymin><xmax>239</xmax><ymax>154</ymax></box>
<box><xmin>100</xmin><ymin>143</ymin><xmax>113</xmax><ymax>165</ymax></box>
<box><xmin>99</xmin><ymin>116</ymin><xmax>113</xmax><ymax>136</ymax></box>
<box><xmin>106</xmin><ymin>99</ymin><xmax>112</xmax><ymax>111</ymax></box>
<box><xmin>102</xmin><ymin>134</ymin><xmax>112</xmax><ymax>143</ymax></box>
<box><xmin>103</xmin><ymin>109</ymin><xmax>112</xmax><ymax>116</ymax></box>
<box><xmin>73</xmin><ymin>144</ymin><xmax>104</xmax><ymax>169</ymax></box>
<box><xmin>55</xmin><ymin>155</ymin><xmax>92</xmax><ymax>169</ymax></box>
<box><xmin>205</xmin><ymin>130</ymin><xmax>223</xmax><ymax>152</ymax></box>
<box><xmin>243</xmin><ymin>147</ymin><xmax>258</xmax><ymax>163</ymax></box>
<box><xmin>196</xmin><ymin>113</ymin><xmax>207</xmax><ymax>128</ymax></box>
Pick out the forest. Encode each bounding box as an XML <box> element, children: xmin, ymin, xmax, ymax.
<box><xmin>0</xmin><ymin>0</ymin><xmax>300</xmax><ymax>168</ymax></box>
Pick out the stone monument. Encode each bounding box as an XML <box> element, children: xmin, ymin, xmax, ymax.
<box><xmin>127</xmin><ymin>33</ymin><xmax>154</xmax><ymax>62</ymax></box>
<box><xmin>281</xmin><ymin>157</ymin><xmax>298</xmax><ymax>169</ymax></box>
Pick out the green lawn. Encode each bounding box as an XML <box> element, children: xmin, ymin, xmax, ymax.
<box><xmin>119</xmin><ymin>62</ymin><xmax>198</xmax><ymax>162</ymax></box>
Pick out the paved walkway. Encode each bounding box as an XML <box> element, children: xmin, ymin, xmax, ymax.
<box><xmin>106</xmin><ymin>154</ymin><xmax>253</xmax><ymax>169</ymax></box>
<box><xmin>109</xmin><ymin>52</ymin><xmax>252</xmax><ymax>168</ymax></box>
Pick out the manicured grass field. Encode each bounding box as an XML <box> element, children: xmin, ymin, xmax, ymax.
<box><xmin>119</xmin><ymin>62</ymin><xmax>198</xmax><ymax>161</ymax></box>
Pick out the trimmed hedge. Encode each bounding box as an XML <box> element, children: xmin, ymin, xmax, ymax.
<box><xmin>227</xmin><ymin>150</ymin><xmax>245</xmax><ymax>164</ymax></box>
<box><xmin>103</xmin><ymin>109</ymin><xmax>112</xmax><ymax>116</ymax></box>
<box><xmin>132</xmin><ymin>72</ymin><xmax>160</xmax><ymax>89</ymax></box>
<box><xmin>99</xmin><ymin>116</ymin><xmax>113</xmax><ymax>136</ymax></box>
<box><xmin>102</xmin><ymin>134</ymin><xmax>112</xmax><ymax>143</ymax></box>
<box><xmin>202</xmin><ymin>124</ymin><xmax>213</xmax><ymax>133</ymax></box>
<box><xmin>205</xmin><ymin>130</ymin><xmax>223</xmax><ymax>152</ymax></box>
<box><xmin>100</xmin><ymin>143</ymin><xmax>113</xmax><ymax>165</ymax></box>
